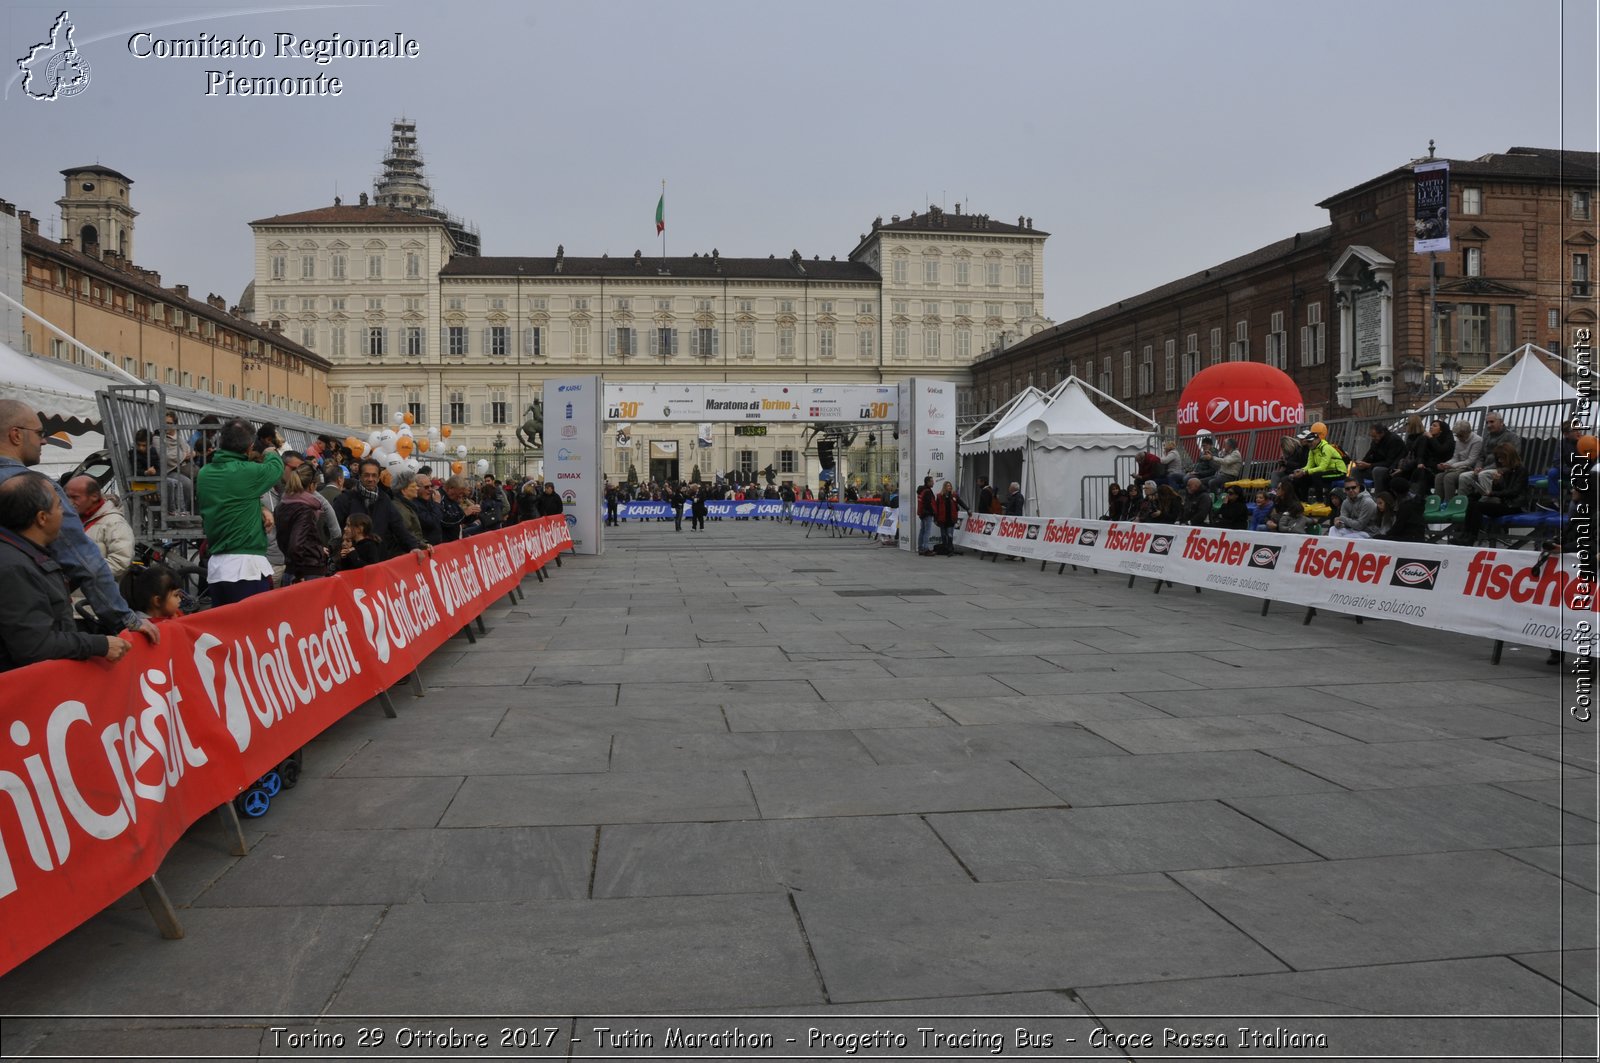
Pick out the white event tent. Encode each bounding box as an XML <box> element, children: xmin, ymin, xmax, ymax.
<box><xmin>961</xmin><ymin>377</ymin><xmax>1156</xmax><ymax>518</ymax></box>
<box><xmin>1467</xmin><ymin>349</ymin><xmax>1577</xmax><ymax>411</ymax></box>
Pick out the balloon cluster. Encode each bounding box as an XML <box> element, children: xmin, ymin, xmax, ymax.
<box><xmin>353</xmin><ymin>410</ymin><xmax>439</xmax><ymax>483</ymax></box>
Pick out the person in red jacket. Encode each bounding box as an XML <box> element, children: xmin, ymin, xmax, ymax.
<box><xmin>931</xmin><ymin>480</ymin><xmax>966</xmax><ymax>556</ymax></box>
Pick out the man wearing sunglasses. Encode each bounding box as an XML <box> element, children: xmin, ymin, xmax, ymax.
<box><xmin>0</xmin><ymin>399</ymin><xmax>159</xmax><ymax>645</ymax></box>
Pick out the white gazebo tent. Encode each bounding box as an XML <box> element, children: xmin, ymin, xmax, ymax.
<box><xmin>0</xmin><ymin>339</ymin><xmax>107</xmax><ymax>478</ymax></box>
<box><xmin>958</xmin><ymin>386</ymin><xmax>1049</xmax><ymax>500</ymax></box>
<box><xmin>0</xmin><ymin>338</ymin><xmax>101</xmax><ymax>433</ymax></box>
<box><xmin>1023</xmin><ymin>378</ymin><xmax>1156</xmax><ymax>518</ymax></box>
<box><xmin>960</xmin><ymin>378</ymin><xmax>1156</xmax><ymax>517</ymax></box>
<box><xmin>1466</xmin><ymin>348</ymin><xmax>1577</xmax><ymax>410</ymax></box>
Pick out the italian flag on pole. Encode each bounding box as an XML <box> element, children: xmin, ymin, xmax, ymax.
<box><xmin>655</xmin><ymin>189</ymin><xmax>666</xmax><ymax>235</ymax></box>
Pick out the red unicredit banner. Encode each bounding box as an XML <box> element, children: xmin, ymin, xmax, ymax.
<box><xmin>0</xmin><ymin>516</ymin><xmax>571</xmax><ymax>977</ymax></box>
<box><xmin>955</xmin><ymin>514</ymin><xmax>1597</xmax><ymax>656</ymax></box>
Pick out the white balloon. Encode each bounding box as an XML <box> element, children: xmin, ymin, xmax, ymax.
<box><xmin>403</xmin><ymin>457</ymin><xmax>421</xmax><ymax>474</ymax></box>
<box><xmin>369</xmin><ymin>447</ymin><xmax>390</xmax><ymax>464</ymax></box>
<box><xmin>392</xmin><ymin>410</ymin><xmax>405</xmax><ymax>425</ymax></box>
<box><xmin>372</xmin><ymin>429</ymin><xmax>397</xmax><ymax>452</ymax></box>
<box><xmin>397</xmin><ymin>424</ymin><xmax>414</xmax><ymax>437</ymax></box>
<box><xmin>366</xmin><ymin>430</ymin><xmax>383</xmax><ymax>451</ymax></box>
<box><xmin>383</xmin><ymin>452</ymin><xmax>405</xmax><ymax>472</ymax></box>
<box><xmin>456</xmin><ymin>444</ymin><xmax>468</xmax><ymax>459</ymax></box>
<box><xmin>475</xmin><ymin>459</ymin><xmax>490</xmax><ymax>474</ymax></box>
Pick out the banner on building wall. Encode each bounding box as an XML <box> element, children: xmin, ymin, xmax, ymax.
<box><xmin>0</xmin><ymin>517</ymin><xmax>572</xmax><ymax>978</ymax></box>
<box><xmin>544</xmin><ymin>375</ymin><xmax>602</xmax><ymax>555</ymax></box>
<box><xmin>604</xmin><ymin>383</ymin><xmax>898</xmax><ymax>423</ymax></box>
<box><xmin>1413</xmin><ymin>160</ymin><xmax>1451</xmax><ymax>253</ymax></box>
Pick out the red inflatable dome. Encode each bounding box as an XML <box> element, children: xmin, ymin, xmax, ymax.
<box><xmin>1177</xmin><ymin>363</ymin><xmax>1304</xmax><ymax>454</ymax></box>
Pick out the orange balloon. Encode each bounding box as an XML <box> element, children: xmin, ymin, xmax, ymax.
<box><xmin>451</xmin><ymin>461</ymin><xmax>465</xmax><ymax>475</ymax></box>
<box><xmin>344</xmin><ymin>435</ymin><xmax>361</xmax><ymax>450</ymax></box>
<box><xmin>380</xmin><ymin>470</ymin><xmax>393</xmax><ymax>487</ymax></box>
<box><xmin>441</xmin><ymin>425</ymin><xmax>453</xmax><ymax>439</ymax></box>
<box><xmin>402</xmin><ymin>412</ymin><xmax>415</xmax><ymax>426</ymax></box>
<box><xmin>417</xmin><ymin>437</ymin><xmax>431</xmax><ymax>454</ymax></box>
<box><xmin>396</xmin><ymin>436</ymin><xmax>415</xmax><ymax>458</ymax></box>
<box><xmin>349</xmin><ymin>441</ymin><xmax>366</xmax><ymax>458</ymax></box>
<box><xmin>1579</xmin><ymin>435</ymin><xmax>1599</xmax><ymax>460</ymax></box>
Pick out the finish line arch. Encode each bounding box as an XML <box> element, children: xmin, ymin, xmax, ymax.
<box><xmin>543</xmin><ymin>376</ymin><xmax>956</xmax><ymax>555</ymax></box>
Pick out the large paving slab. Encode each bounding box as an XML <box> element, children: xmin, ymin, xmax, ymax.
<box><xmin>1018</xmin><ymin>749</ymin><xmax>1345</xmax><ymax>807</ymax></box>
<box><xmin>793</xmin><ymin>876</ymin><xmax>1287</xmax><ymax>1002</ymax></box>
<box><xmin>440</xmin><ymin>769</ymin><xmax>760</xmax><ymax>827</ymax></box>
<box><xmin>850</xmin><ymin>721</ymin><xmax>1128</xmax><ymax>764</ymax></box>
<box><xmin>608</xmin><ymin>728</ymin><xmax>879</xmax><ymax>773</ymax></box>
<box><xmin>330</xmin><ymin>894</ymin><xmax>822</xmax><ymax>1013</ymax></box>
<box><xmin>1227</xmin><ymin>783</ymin><xmax>1591</xmax><ymax>859</ymax></box>
<box><xmin>0</xmin><ymin>905</ymin><xmax>384</xmax><ymax>1014</ymax></box>
<box><xmin>591</xmin><ymin>816</ymin><xmax>970</xmax><ymax>898</ymax></box>
<box><xmin>1076</xmin><ymin>712</ymin><xmax>1357</xmax><ymax>754</ymax></box>
<box><xmin>1172</xmin><ymin>849</ymin><xmax>1596</xmax><ymax>969</ymax></box>
<box><xmin>927</xmin><ymin>802</ymin><xmax>1320</xmax><ymax>880</ymax></box>
<box><xmin>747</xmin><ymin>762</ymin><xmax>1065</xmax><ymax>818</ymax></box>
<box><xmin>1267</xmin><ymin>737</ymin><xmax>1579</xmax><ymax>790</ymax></box>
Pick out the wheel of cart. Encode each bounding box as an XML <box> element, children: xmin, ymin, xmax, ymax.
<box><xmin>278</xmin><ymin>750</ymin><xmax>304</xmax><ymax>789</ymax></box>
<box><xmin>233</xmin><ymin>786</ymin><xmax>272</xmax><ymax>818</ymax></box>
<box><xmin>256</xmin><ymin>770</ymin><xmax>283</xmax><ymax>798</ymax></box>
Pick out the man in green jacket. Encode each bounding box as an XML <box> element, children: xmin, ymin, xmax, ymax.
<box><xmin>198</xmin><ymin>418</ymin><xmax>284</xmax><ymax>608</ymax></box>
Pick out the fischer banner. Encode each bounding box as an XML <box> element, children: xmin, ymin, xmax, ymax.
<box><xmin>954</xmin><ymin>514</ymin><xmax>1596</xmax><ymax>655</ymax></box>
<box><xmin>0</xmin><ymin>517</ymin><xmax>572</xmax><ymax>977</ymax></box>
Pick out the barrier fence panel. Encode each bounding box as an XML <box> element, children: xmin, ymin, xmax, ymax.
<box><xmin>0</xmin><ymin>516</ymin><xmax>572</xmax><ymax>977</ymax></box>
<box><xmin>953</xmin><ymin>513</ymin><xmax>1595</xmax><ymax>657</ymax></box>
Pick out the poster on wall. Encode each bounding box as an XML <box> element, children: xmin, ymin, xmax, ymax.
<box><xmin>1413</xmin><ymin>160</ymin><xmax>1451</xmax><ymax>253</ymax></box>
<box><xmin>543</xmin><ymin>375</ymin><xmax>603</xmax><ymax>555</ymax></box>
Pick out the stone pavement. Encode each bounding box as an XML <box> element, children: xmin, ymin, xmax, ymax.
<box><xmin>0</xmin><ymin>517</ymin><xmax>1595</xmax><ymax>1060</ymax></box>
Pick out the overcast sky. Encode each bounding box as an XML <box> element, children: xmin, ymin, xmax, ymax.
<box><xmin>4</xmin><ymin>0</ymin><xmax>1595</xmax><ymax>324</ymax></box>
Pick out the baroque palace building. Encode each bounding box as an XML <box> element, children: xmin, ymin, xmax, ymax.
<box><xmin>248</xmin><ymin>120</ymin><xmax>1049</xmax><ymax>482</ymax></box>
<box><xmin>8</xmin><ymin>166</ymin><xmax>332</xmax><ymax>419</ymax></box>
<box><xmin>972</xmin><ymin>145</ymin><xmax>1598</xmax><ymax>433</ymax></box>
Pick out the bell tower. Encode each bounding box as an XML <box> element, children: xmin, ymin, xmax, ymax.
<box><xmin>56</xmin><ymin>165</ymin><xmax>137</xmax><ymax>259</ymax></box>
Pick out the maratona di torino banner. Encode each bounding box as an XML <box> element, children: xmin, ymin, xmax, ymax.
<box><xmin>0</xmin><ymin>516</ymin><xmax>571</xmax><ymax>977</ymax></box>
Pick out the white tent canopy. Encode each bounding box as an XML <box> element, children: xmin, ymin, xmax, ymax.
<box><xmin>0</xmin><ymin>339</ymin><xmax>101</xmax><ymax>433</ymax></box>
<box><xmin>960</xmin><ymin>377</ymin><xmax>1156</xmax><ymax>518</ymax></box>
<box><xmin>961</xmin><ymin>386</ymin><xmax>1049</xmax><ymax>453</ymax></box>
<box><xmin>1468</xmin><ymin>349</ymin><xmax>1577</xmax><ymax>408</ymax></box>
